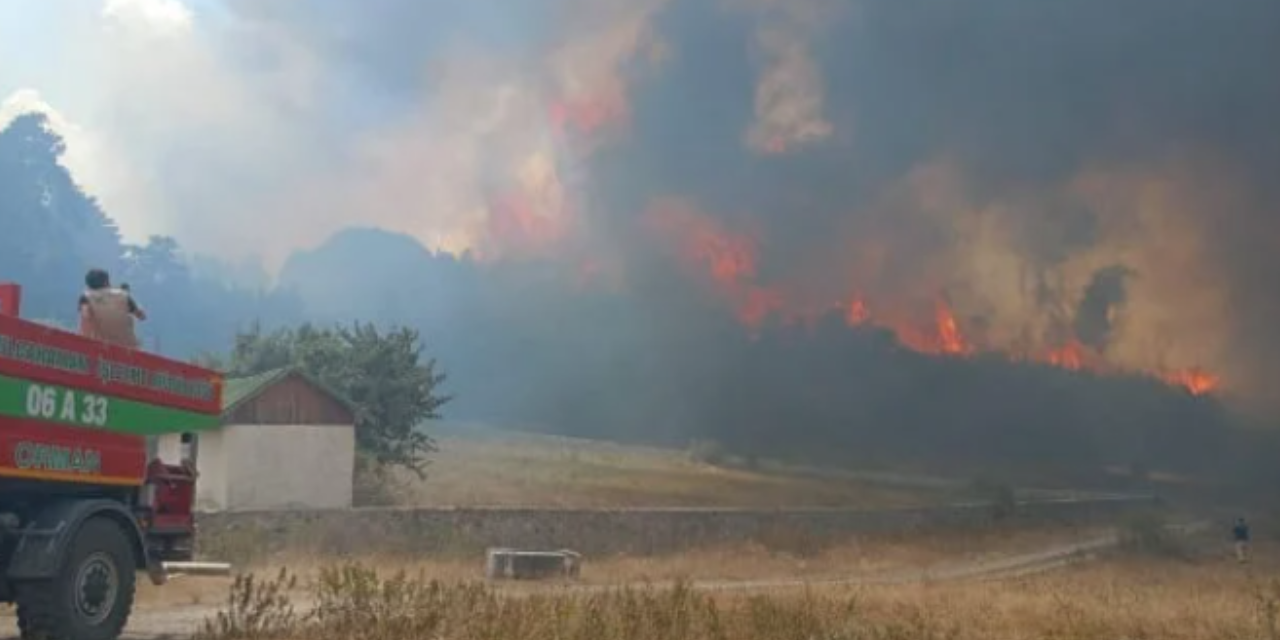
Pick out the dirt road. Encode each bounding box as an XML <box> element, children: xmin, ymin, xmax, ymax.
<box><xmin>0</xmin><ymin>522</ymin><xmax>1206</xmax><ymax>640</ymax></box>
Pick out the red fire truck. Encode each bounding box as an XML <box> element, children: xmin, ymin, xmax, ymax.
<box><xmin>0</xmin><ymin>283</ymin><xmax>222</xmax><ymax>640</ymax></box>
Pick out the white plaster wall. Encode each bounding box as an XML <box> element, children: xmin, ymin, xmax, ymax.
<box><xmin>155</xmin><ymin>433</ymin><xmax>183</xmax><ymax>465</ymax></box>
<box><xmin>221</xmin><ymin>424</ymin><xmax>355</xmax><ymax>511</ymax></box>
<box><xmin>194</xmin><ymin>429</ymin><xmax>229</xmax><ymax>512</ymax></box>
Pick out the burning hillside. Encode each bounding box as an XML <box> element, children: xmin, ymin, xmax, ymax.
<box><xmin>214</xmin><ymin>0</ymin><xmax>1279</xmax><ymax>414</ymax></box>
<box><xmin>477</xmin><ymin>119</ymin><xmax>1231</xmax><ymax>396</ymax></box>
<box><xmin>640</xmin><ymin>197</ymin><xmax>1219</xmax><ymax>395</ymax></box>
<box><xmin>366</xmin><ymin>0</ymin><xmax>1277</xmax><ymax>403</ymax></box>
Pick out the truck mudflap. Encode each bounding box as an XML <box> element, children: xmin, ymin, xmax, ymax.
<box><xmin>6</xmin><ymin>499</ymin><xmax>165</xmax><ymax>585</ymax></box>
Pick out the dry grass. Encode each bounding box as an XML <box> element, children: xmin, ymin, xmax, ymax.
<box><xmin>846</xmin><ymin>553</ymin><xmax>1280</xmax><ymax>639</ymax></box>
<box><xmin>139</xmin><ymin>523</ymin><xmax>1103</xmax><ymax>610</ymax></box>
<box><xmin>395</xmin><ymin>426</ymin><xmax>938</xmax><ymax>508</ymax></box>
<box><xmin>191</xmin><ymin>546</ymin><xmax>1280</xmax><ymax>640</ymax></box>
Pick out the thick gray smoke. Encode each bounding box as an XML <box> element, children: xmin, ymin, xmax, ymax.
<box><xmin>245</xmin><ymin>0</ymin><xmax>1280</xmax><ymax>402</ymax></box>
<box><xmin>600</xmin><ymin>0</ymin><xmax>1279</xmax><ymax>401</ymax></box>
<box><xmin>19</xmin><ymin>0</ymin><xmax>1280</xmax><ymax>406</ymax></box>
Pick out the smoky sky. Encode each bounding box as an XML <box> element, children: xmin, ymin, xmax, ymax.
<box><xmin>225</xmin><ymin>0</ymin><xmax>1280</xmax><ymax>209</ymax></box>
<box><xmin>581</xmin><ymin>0</ymin><xmax>1280</xmax><ymax>299</ymax></box>
<box><xmin>226</xmin><ymin>0</ymin><xmax>553</xmax><ymax>94</ymax></box>
<box><xmin>612</xmin><ymin>0</ymin><xmax>1280</xmax><ymax>200</ymax></box>
<box><xmin>219</xmin><ymin>0</ymin><xmax>1280</xmax><ymax>397</ymax></box>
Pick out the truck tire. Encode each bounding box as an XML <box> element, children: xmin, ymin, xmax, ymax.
<box><xmin>14</xmin><ymin>517</ymin><xmax>137</xmax><ymax>640</ymax></box>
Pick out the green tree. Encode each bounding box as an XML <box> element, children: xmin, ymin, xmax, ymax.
<box><xmin>0</xmin><ymin>113</ymin><xmax>123</xmax><ymax>318</ymax></box>
<box><xmin>1</xmin><ymin>113</ymin><xmax>303</xmax><ymax>355</ymax></box>
<box><xmin>212</xmin><ymin>322</ymin><xmax>450</xmax><ymax>475</ymax></box>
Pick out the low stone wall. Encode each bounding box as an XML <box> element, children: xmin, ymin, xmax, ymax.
<box><xmin>195</xmin><ymin>495</ymin><xmax>1159</xmax><ymax>563</ymax></box>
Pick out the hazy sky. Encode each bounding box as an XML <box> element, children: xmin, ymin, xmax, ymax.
<box><xmin>0</xmin><ymin>0</ymin><xmax>474</xmax><ymax>265</ymax></box>
<box><xmin>0</xmin><ymin>0</ymin><xmax>634</xmax><ymax>271</ymax></box>
<box><xmin>2</xmin><ymin>0</ymin><xmax>231</xmax><ymax>245</ymax></box>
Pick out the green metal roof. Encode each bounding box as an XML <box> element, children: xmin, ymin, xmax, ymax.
<box><xmin>221</xmin><ymin>367</ymin><xmax>291</xmax><ymax>413</ymax></box>
<box><xmin>220</xmin><ymin>366</ymin><xmax>357</xmax><ymax>417</ymax></box>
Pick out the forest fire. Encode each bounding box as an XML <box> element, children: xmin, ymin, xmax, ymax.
<box><xmin>929</xmin><ymin>301</ymin><xmax>971</xmax><ymax>356</ymax></box>
<box><xmin>645</xmin><ymin>199</ymin><xmax>783</xmax><ymax>328</ymax></box>
<box><xmin>645</xmin><ymin>201</ymin><xmax>1221</xmax><ymax>397</ymax></box>
<box><xmin>477</xmin><ymin>97</ymin><xmax>624</xmax><ymax>261</ymax></box>
<box><xmin>485</xmin><ymin>193</ymin><xmax>566</xmax><ymax>257</ymax></box>
<box><xmin>842</xmin><ymin>297</ymin><xmax>974</xmax><ymax>357</ymax></box>
<box><xmin>526</xmin><ymin>71</ymin><xmax>1233</xmax><ymax>401</ymax></box>
<box><xmin>1161</xmin><ymin>368</ymin><xmax>1220</xmax><ymax>396</ymax></box>
<box><xmin>844</xmin><ymin>298</ymin><xmax>869</xmax><ymax>325</ymax></box>
<box><xmin>1045</xmin><ymin>340</ymin><xmax>1090</xmax><ymax>371</ymax></box>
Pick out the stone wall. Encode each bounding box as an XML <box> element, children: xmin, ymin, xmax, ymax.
<box><xmin>195</xmin><ymin>495</ymin><xmax>1159</xmax><ymax>563</ymax></box>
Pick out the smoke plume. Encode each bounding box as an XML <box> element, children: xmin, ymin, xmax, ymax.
<box><xmin>7</xmin><ymin>0</ymin><xmax>1280</xmax><ymax>408</ymax></box>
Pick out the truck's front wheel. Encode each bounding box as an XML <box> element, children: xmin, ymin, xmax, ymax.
<box><xmin>15</xmin><ymin>516</ymin><xmax>137</xmax><ymax>640</ymax></box>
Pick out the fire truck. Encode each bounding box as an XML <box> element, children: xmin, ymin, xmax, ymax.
<box><xmin>0</xmin><ymin>283</ymin><xmax>222</xmax><ymax>640</ymax></box>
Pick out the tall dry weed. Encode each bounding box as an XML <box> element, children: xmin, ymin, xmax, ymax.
<box><xmin>193</xmin><ymin>560</ymin><xmax>1267</xmax><ymax>640</ymax></box>
<box><xmin>195</xmin><ymin>568</ymin><xmax>298</xmax><ymax>640</ymax></box>
<box><xmin>1251</xmin><ymin>576</ymin><xmax>1280</xmax><ymax>640</ymax></box>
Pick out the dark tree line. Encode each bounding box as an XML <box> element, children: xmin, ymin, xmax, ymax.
<box><xmin>0</xmin><ymin>113</ymin><xmax>303</xmax><ymax>355</ymax></box>
<box><xmin>276</xmin><ymin>226</ymin><xmax>1278</xmax><ymax>493</ymax></box>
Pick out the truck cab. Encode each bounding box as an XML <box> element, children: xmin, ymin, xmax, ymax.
<box><xmin>0</xmin><ymin>282</ymin><xmax>223</xmax><ymax>640</ymax></box>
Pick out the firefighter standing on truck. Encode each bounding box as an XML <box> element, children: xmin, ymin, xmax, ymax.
<box><xmin>79</xmin><ymin>267</ymin><xmax>147</xmax><ymax>348</ymax></box>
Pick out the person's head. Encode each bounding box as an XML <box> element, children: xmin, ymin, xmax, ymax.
<box><xmin>119</xmin><ymin>282</ymin><xmax>130</xmax><ymax>292</ymax></box>
<box><xmin>85</xmin><ymin>268</ymin><xmax>110</xmax><ymax>291</ymax></box>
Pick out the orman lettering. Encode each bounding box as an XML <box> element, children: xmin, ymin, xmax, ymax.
<box><xmin>13</xmin><ymin>441</ymin><xmax>102</xmax><ymax>475</ymax></box>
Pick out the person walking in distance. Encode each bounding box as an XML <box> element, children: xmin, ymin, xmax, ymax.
<box><xmin>1232</xmin><ymin>516</ymin><xmax>1251</xmax><ymax>564</ymax></box>
<box><xmin>78</xmin><ymin>268</ymin><xmax>147</xmax><ymax>348</ymax></box>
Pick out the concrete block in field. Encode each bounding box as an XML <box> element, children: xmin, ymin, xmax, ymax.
<box><xmin>485</xmin><ymin>548</ymin><xmax>582</xmax><ymax>580</ymax></box>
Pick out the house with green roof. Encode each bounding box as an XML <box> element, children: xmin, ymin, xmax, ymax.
<box><xmin>156</xmin><ymin>367</ymin><xmax>356</xmax><ymax>512</ymax></box>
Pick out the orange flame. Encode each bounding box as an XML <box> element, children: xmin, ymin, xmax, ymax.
<box><xmin>845</xmin><ymin>298</ymin><xmax>869</xmax><ymax>325</ymax></box>
<box><xmin>1160</xmin><ymin>368</ymin><xmax>1220</xmax><ymax>396</ymax></box>
<box><xmin>534</xmin><ymin>92</ymin><xmax>1226</xmax><ymax>398</ymax></box>
<box><xmin>644</xmin><ymin>201</ymin><xmax>783</xmax><ymax>329</ymax></box>
<box><xmin>477</xmin><ymin>96</ymin><xmax>621</xmax><ymax>262</ymax></box>
<box><xmin>643</xmin><ymin>201</ymin><xmax>1219</xmax><ymax>395</ymax></box>
<box><xmin>1035</xmin><ymin>340</ymin><xmax>1218</xmax><ymax>396</ymax></box>
<box><xmin>933</xmin><ymin>301</ymin><xmax>971</xmax><ymax>356</ymax></box>
<box><xmin>481</xmin><ymin>192</ymin><xmax>569</xmax><ymax>260</ymax></box>
<box><xmin>1043</xmin><ymin>339</ymin><xmax>1100</xmax><ymax>372</ymax></box>
<box><xmin>845</xmin><ymin>297</ymin><xmax>972</xmax><ymax>357</ymax></box>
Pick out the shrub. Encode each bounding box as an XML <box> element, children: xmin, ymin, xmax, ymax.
<box><xmin>352</xmin><ymin>452</ymin><xmax>408</xmax><ymax>507</ymax></box>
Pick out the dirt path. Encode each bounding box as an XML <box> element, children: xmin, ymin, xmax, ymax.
<box><xmin>0</xmin><ymin>522</ymin><xmax>1207</xmax><ymax>640</ymax></box>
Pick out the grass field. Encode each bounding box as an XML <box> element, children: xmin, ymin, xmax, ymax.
<box><xmin>147</xmin><ymin>523</ymin><xmax>1105</xmax><ymax>609</ymax></box>
<box><xmin>190</xmin><ymin>538</ymin><xmax>1275</xmax><ymax>640</ymax></box>
<box><xmin>173</xmin><ymin>426</ymin><xmax>1244</xmax><ymax>638</ymax></box>
<box><xmin>387</xmin><ymin>424</ymin><xmax>949</xmax><ymax>508</ymax></box>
